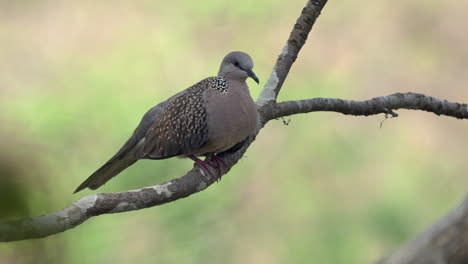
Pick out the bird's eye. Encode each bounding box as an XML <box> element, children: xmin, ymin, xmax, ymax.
<box><xmin>234</xmin><ymin>62</ymin><xmax>240</xmax><ymax>67</ymax></box>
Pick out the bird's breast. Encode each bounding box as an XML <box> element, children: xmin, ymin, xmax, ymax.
<box><xmin>199</xmin><ymin>85</ymin><xmax>258</xmax><ymax>154</ymax></box>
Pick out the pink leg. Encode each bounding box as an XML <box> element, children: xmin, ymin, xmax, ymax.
<box><xmin>207</xmin><ymin>156</ymin><xmax>227</xmax><ymax>176</ymax></box>
<box><xmin>188</xmin><ymin>155</ymin><xmax>218</xmax><ymax>181</ymax></box>
<box><xmin>212</xmin><ymin>156</ymin><xmax>228</xmax><ymax>169</ymax></box>
<box><xmin>204</xmin><ymin>159</ymin><xmax>218</xmax><ymax>168</ymax></box>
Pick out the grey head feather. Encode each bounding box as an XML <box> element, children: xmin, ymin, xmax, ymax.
<box><xmin>218</xmin><ymin>51</ymin><xmax>259</xmax><ymax>84</ymax></box>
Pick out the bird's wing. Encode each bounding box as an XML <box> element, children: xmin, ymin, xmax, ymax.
<box><xmin>137</xmin><ymin>78</ymin><xmax>213</xmax><ymax>159</ymax></box>
<box><xmin>73</xmin><ymin>92</ymin><xmax>179</xmax><ymax>193</ymax></box>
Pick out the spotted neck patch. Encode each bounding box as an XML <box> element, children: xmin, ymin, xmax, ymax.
<box><xmin>210</xmin><ymin>76</ymin><xmax>228</xmax><ymax>94</ymax></box>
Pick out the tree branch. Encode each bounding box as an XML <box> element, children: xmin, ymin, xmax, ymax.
<box><xmin>378</xmin><ymin>196</ymin><xmax>468</xmax><ymax>264</ymax></box>
<box><xmin>256</xmin><ymin>0</ymin><xmax>328</xmax><ymax>106</ymax></box>
<box><xmin>260</xmin><ymin>92</ymin><xmax>468</xmax><ymax>121</ymax></box>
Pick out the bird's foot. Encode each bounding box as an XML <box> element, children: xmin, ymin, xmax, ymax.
<box><xmin>204</xmin><ymin>159</ymin><xmax>219</xmax><ymax>168</ymax></box>
<box><xmin>188</xmin><ymin>155</ymin><xmax>219</xmax><ymax>181</ymax></box>
<box><xmin>210</xmin><ymin>155</ymin><xmax>228</xmax><ymax>178</ymax></box>
<box><xmin>188</xmin><ymin>155</ymin><xmax>229</xmax><ymax>182</ymax></box>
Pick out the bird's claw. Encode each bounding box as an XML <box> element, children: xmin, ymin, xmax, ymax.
<box><xmin>189</xmin><ymin>155</ymin><xmax>229</xmax><ymax>182</ymax></box>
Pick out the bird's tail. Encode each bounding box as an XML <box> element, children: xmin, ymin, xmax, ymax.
<box><xmin>73</xmin><ymin>155</ymin><xmax>137</xmax><ymax>193</ymax></box>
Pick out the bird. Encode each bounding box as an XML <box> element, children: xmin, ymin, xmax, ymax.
<box><xmin>74</xmin><ymin>51</ymin><xmax>259</xmax><ymax>193</ymax></box>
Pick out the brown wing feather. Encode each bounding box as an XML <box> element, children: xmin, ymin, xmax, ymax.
<box><xmin>138</xmin><ymin>78</ymin><xmax>214</xmax><ymax>159</ymax></box>
<box><xmin>74</xmin><ymin>92</ymin><xmax>179</xmax><ymax>193</ymax></box>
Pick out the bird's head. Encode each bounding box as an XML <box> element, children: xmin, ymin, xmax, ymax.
<box><xmin>218</xmin><ymin>51</ymin><xmax>259</xmax><ymax>84</ymax></box>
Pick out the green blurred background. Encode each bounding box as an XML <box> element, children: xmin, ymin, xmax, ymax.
<box><xmin>1</xmin><ymin>0</ymin><xmax>468</xmax><ymax>263</ymax></box>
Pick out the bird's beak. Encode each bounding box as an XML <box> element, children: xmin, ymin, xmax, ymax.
<box><xmin>246</xmin><ymin>69</ymin><xmax>260</xmax><ymax>84</ymax></box>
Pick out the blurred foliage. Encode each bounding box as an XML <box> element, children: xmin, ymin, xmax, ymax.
<box><xmin>0</xmin><ymin>158</ymin><xmax>29</xmax><ymax>220</ymax></box>
<box><xmin>1</xmin><ymin>0</ymin><xmax>468</xmax><ymax>263</ymax></box>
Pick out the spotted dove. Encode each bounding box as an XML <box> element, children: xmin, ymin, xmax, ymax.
<box><xmin>74</xmin><ymin>51</ymin><xmax>259</xmax><ymax>193</ymax></box>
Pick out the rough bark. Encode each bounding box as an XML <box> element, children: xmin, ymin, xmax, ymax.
<box><xmin>260</xmin><ymin>92</ymin><xmax>468</xmax><ymax>122</ymax></box>
<box><xmin>378</xmin><ymin>197</ymin><xmax>468</xmax><ymax>264</ymax></box>
<box><xmin>257</xmin><ymin>0</ymin><xmax>327</xmax><ymax>106</ymax></box>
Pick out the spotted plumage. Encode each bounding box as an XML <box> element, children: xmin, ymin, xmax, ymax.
<box><xmin>74</xmin><ymin>51</ymin><xmax>259</xmax><ymax>193</ymax></box>
<box><xmin>139</xmin><ymin>76</ymin><xmax>228</xmax><ymax>159</ymax></box>
<box><xmin>210</xmin><ymin>76</ymin><xmax>228</xmax><ymax>93</ymax></box>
